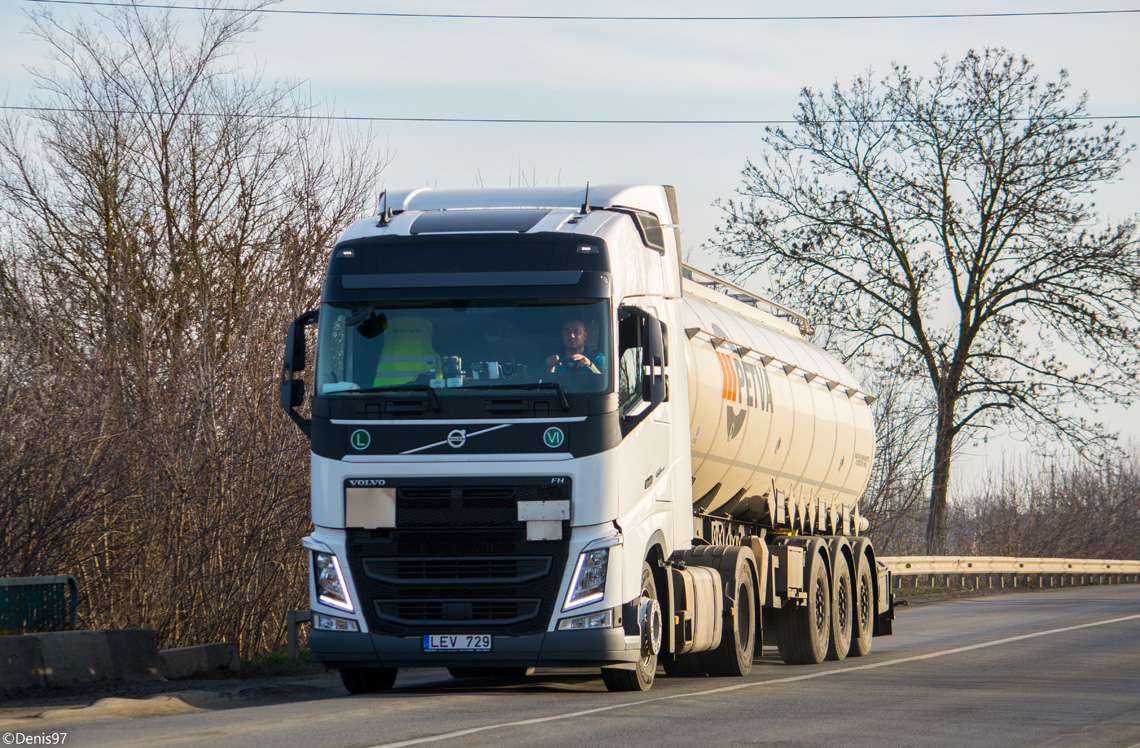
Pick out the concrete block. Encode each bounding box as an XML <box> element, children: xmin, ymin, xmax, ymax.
<box><xmin>104</xmin><ymin>628</ymin><xmax>165</xmax><ymax>681</ymax></box>
<box><xmin>203</xmin><ymin>642</ymin><xmax>239</xmax><ymax>673</ymax></box>
<box><xmin>32</xmin><ymin>630</ymin><xmax>114</xmax><ymax>687</ymax></box>
<box><xmin>0</xmin><ymin>635</ymin><xmax>46</xmax><ymax>692</ymax></box>
<box><xmin>161</xmin><ymin>642</ymin><xmax>239</xmax><ymax>679</ymax></box>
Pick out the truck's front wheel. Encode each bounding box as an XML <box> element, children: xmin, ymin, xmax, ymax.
<box><xmin>602</xmin><ymin>562</ymin><xmax>659</xmax><ymax>692</ymax></box>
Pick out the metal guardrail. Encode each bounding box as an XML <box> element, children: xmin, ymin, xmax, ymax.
<box><xmin>879</xmin><ymin>556</ymin><xmax>1140</xmax><ymax>575</ymax></box>
<box><xmin>879</xmin><ymin>556</ymin><xmax>1140</xmax><ymax>591</ymax></box>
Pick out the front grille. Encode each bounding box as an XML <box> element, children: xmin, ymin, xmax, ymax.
<box><xmin>396</xmin><ymin>485</ymin><xmax>565</xmax><ymax>528</ymax></box>
<box><xmin>345</xmin><ymin>477</ymin><xmax>571</xmax><ymax>637</ymax></box>
<box><xmin>363</xmin><ymin>557</ymin><xmax>552</xmax><ymax>585</ymax></box>
<box><xmin>375</xmin><ymin>599</ymin><xmax>542</xmax><ymax>626</ymax></box>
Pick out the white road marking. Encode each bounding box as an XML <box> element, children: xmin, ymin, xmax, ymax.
<box><xmin>367</xmin><ymin>612</ymin><xmax>1140</xmax><ymax>748</ymax></box>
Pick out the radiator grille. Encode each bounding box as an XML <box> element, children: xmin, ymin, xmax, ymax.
<box><xmin>345</xmin><ymin>477</ymin><xmax>571</xmax><ymax>637</ymax></box>
<box><xmin>363</xmin><ymin>557</ymin><xmax>551</xmax><ymax>585</ymax></box>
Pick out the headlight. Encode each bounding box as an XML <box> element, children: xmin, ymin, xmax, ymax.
<box><xmin>314</xmin><ymin>551</ymin><xmax>354</xmax><ymax>612</ymax></box>
<box><xmin>564</xmin><ymin>548</ymin><xmax>609</xmax><ymax>610</ymax></box>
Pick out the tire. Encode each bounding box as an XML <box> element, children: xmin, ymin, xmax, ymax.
<box><xmin>850</xmin><ymin>554</ymin><xmax>875</xmax><ymax>657</ymax></box>
<box><xmin>776</xmin><ymin>549</ymin><xmax>830</xmax><ymax>665</ymax></box>
<box><xmin>827</xmin><ymin>556</ymin><xmax>853</xmax><ymax>661</ymax></box>
<box><xmin>704</xmin><ymin>550</ymin><xmax>757</xmax><ymax>677</ymax></box>
<box><xmin>340</xmin><ymin>666</ymin><xmax>398</xmax><ymax>694</ymax></box>
<box><xmin>602</xmin><ymin>562</ymin><xmax>658</xmax><ymax>692</ymax></box>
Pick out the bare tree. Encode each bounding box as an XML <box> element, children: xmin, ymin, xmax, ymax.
<box><xmin>711</xmin><ymin>49</ymin><xmax>1140</xmax><ymax>553</ymax></box>
<box><xmin>0</xmin><ymin>1</ymin><xmax>385</xmax><ymax>653</ymax></box>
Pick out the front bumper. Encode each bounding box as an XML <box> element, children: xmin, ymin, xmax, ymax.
<box><xmin>310</xmin><ymin>626</ymin><xmax>639</xmax><ymax>669</ymax></box>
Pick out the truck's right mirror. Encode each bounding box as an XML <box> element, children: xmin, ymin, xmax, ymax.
<box><xmin>618</xmin><ymin>306</ymin><xmax>665</xmax><ymax>434</ymax></box>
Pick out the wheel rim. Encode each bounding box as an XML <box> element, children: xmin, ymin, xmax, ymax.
<box><xmin>814</xmin><ymin>575</ymin><xmax>827</xmax><ymax>633</ymax></box>
<box><xmin>838</xmin><ymin>580</ymin><xmax>849</xmax><ymax>628</ymax></box>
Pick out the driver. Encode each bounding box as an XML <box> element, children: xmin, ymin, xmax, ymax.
<box><xmin>545</xmin><ymin>318</ymin><xmax>605</xmax><ymax>374</ymax></box>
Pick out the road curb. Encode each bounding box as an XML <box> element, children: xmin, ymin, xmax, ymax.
<box><xmin>160</xmin><ymin>643</ymin><xmax>240</xmax><ymax>680</ymax></box>
<box><xmin>0</xmin><ymin>630</ymin><xmax>238</xmax><ymax>694</ymax></box>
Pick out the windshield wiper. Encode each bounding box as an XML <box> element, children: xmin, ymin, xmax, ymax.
<box><xmin>354</xmin><ymin>384</ymin><xmax>441</xmax><ymax>412</ymax></box>
<box><xmin>463</xmin><ymin>382</ymin><xmax>570</xmax><ymax>412</ymax></box>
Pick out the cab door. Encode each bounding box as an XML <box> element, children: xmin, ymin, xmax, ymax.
<box><xmin>616</xmin><ymin>301</ymin><xmax>673</xmax><ymax>543</ymax></box>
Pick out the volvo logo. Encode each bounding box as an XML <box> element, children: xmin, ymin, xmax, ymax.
<box><xmin>447</xmin><ymin>429</ymin><xmax>467</xmax><ymax>448</ymax></box>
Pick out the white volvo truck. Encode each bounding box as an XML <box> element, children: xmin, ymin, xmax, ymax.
<box><xmin>281</xmin><ymin>184</ymin><xmax>894</xmax><ymax>693</ymax></box>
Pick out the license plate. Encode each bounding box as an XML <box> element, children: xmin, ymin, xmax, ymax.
<box><xmin>423</xmin><ymin>634</ymin><xmax>493</xmax><ymax>652</ymax></box>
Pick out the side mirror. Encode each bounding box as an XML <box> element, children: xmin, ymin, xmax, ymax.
<box><xmin>644</xmin><ymin>315</ymin><xmax>666</xmax><ymax>407</ymax></box>
<box><xmin>287</xmin><ymin>378</ymin><xmax>305</xmax><ymax>408</ymax></box>
<box><xmin>281</xmin><ymin>310</ymin><xmax>319</xmax><ymax>436</ymax></box>
<box><xmin>284</xmin><ymin>310</ymin><xmax>317</xmax><ymax>372</ymax></box>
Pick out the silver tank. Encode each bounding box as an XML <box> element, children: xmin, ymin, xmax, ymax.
<box><xmin>680</xmin><ymin>277</ymin><xmax>876</xmax><ymax>536</ymax></box>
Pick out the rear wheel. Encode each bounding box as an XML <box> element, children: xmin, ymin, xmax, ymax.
<box><xmin>704</xmin><ymin>550</ymin><xmax>757</xmax><ymax>676</ymax></box>
<box><xmin>602</xmin><ymin>562</ymin><xmax>659</xmax><ymax>692</ymax></box>
<box><xmin>827</xmin><ymin>557</ymin><xmax>853</xmax><ymax>661</ymax></box>
<box><xmin>776</xmin><ymin>549</ymin><xmax>830</xmax><ymax>665</ymax></box>
<box><xmin>340</xmin><ymin>667</ymin><xmax>398</xmax><ymax>694</ymax></box>
<box><xmin>850</xmin><ymin>555</ymin><xmax>875</xmax><ymax>657</ymax></box>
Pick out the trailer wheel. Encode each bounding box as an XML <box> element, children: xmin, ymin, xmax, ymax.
<box><xmin>704</xmin><ymin>551</ymin><xmax>756</xmax><ymax>676</ymax></box>
<box><xmin>826</xmin><ymin>557</ymin><xmax>852</xmax><ymax>661</ymax></box>
<box><xmin>850</xmin><ymin>554</ymin><xmax>875</xmax><ymax>657</ymax></box>
<box><xmin>340</xmin><ymin>666</ymin><xmax>398</xmax><ymax>694</ymax></box>
<box><xmin>776</xmin><ymin>550</ymin><xmax>830</xmax><ymax>665</ymax></box>
<box><xmin>602</xmin><ymin>562</ymin><xmax>659</xmax><ymax>692</ymax></box>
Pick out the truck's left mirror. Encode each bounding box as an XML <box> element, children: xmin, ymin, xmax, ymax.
<box><xmin>283</xmin><ymin>310</ymin><xmax>320</xmax><ymax>373</ymax></box>
<box><xmin>281</xmin><ymin>310</ymin><xmax>319</xmax><ymax>436</ymax></box>
<box><xmin>287</xmin><ymin>378</ymin><xmax>305</xmax><ymax>408</ymax></box>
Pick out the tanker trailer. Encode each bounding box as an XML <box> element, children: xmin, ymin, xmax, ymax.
<box><xmin>280</xmin><ymin>184</ymin><xmax>895</xmax><ymax>694</ymax></box>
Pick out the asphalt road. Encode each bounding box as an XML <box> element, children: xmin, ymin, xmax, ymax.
<box><xmin>4</xmin><ymin>585</ymin><xmax>1139</xmax><ymax>748</ymax></box>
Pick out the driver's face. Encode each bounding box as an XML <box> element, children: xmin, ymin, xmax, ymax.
<box><xmin>562</xmin><ymin>320</ymin><xmax>587</xmax><ymax>352</ymax></box>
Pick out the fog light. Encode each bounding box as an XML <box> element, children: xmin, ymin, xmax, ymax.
<box><xmin>313</xmin><ymin>612</ymin><xmax>360</xmax><ymax>632</ymax></box>
<box><xmin>557</xmin><ymin>609</ymin><xmax>613</xmax><ymax>630</ymax></box>
<box><xmin>314</xmin><ymin>551</ymin><xmax>354</xmax><ymax>612</ymax></box>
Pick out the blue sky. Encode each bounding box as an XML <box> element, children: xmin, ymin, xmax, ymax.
<box><xmin>2</xmin><ymin>0</ymin><xmax>1138</xmax><ymax>480</ymax></box>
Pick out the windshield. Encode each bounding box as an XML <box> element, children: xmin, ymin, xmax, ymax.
<box><xmin>315</xmin><ymin>299</ymin><xmax>612</xmax><ymax>396</ymax></box>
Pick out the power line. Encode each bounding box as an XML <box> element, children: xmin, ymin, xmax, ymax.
<box><xmin>3</xmin><ymin>104</ymin><xmax>1138</xmax><ymax>125</ymax></box>
<box><xmin>22</xmin><ymin>0</ymin><xmax>1140</xmax><ymax>22</ymax></box>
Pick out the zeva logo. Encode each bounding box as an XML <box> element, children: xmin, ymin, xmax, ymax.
<box><xmin>350</xmin><ymin>429</ymin><xmax>371</xmax><ymax>450</ymax></box>
<box><xmin>543</xmin><ymin>427</ymin><xmax>565</xmax><ymax>449</ymax></box>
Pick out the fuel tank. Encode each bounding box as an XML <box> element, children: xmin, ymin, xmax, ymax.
<box><xmin>681</xmin><ymin>276</ymin><xmax>875</xmax><ymax>536</ymax></box>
